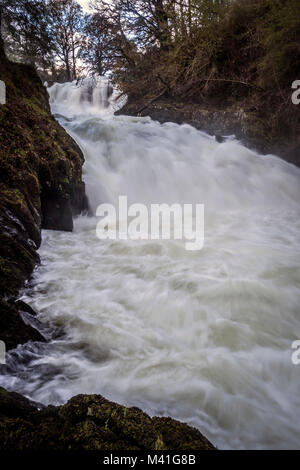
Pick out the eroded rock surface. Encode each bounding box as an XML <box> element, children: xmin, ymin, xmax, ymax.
<box><xmin>0</xmin><ymin>388</ymin><xmax>216</xmax><ymax>450</ymax></box>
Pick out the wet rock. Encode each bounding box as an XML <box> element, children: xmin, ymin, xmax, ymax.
<box><xmin>215</xmin><ymin>134</ymin><xmax>225</xmax><ymax>143</ymax></box>
<box><xmin>15</xmin><ymin>300</ymin><xmax>38</xmax><ymax>317</ymax></box>
<box><xmin>0</xmin><ymin>40</ymin><xmax>87</xmax><ymax>347</ymax></box>
<box><xmin>0</xmin><ymin>299</ymin><xmax>45</xmax><ymax>351</ymax></box>
<box><xmin>0</xmin><ymin>389</ymin><xmax>216</xmax><ymax>450</ymax></box>
<box><xmin>0</xmin><ymin>386</ymin><xmax>40</xmax><ymax>418</ymax></box>
<box><xmin>41</xmin><ymin>194</ymin><xmax>73</xmax><ymax>232</ymax></box>
<box><xmin>0</xmin><ymin>208</ymin><xmax>40</xmax><ymax>299</ymax></box>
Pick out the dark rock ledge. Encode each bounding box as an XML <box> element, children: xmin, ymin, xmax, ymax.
<box><xmin>0</xmin><ymin>387</ymin><xmax>215</xmax><ymax>450</ymax></box>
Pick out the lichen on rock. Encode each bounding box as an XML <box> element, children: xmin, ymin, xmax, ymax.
<box><xmin>0</xmin><ymin>388</ymin><xmax>216</xmax><ymax>450</ymax></box>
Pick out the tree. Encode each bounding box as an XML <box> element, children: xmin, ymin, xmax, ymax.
<box><xmin>81</xmin><ymin>12</ymin><xmax>112</xmax><ymax>76</ymax></box>
<box><xmin>1</xmin><ymin>0</ymin><xmax>54</xmax><ymax>65</ymax></box>
<box><xmin>85</xmin><ymin>0</ymin><xmax>139</xmax><ymax>77</ymax></box>
<box><xmin>49</xmin><ymin>0</ymin><xmax>86</xmax><ymax>81</ymax></box>
<box><xmin>1</xmin><ymin>0</ymin><xmax>86</xmax><ymax>82</ymax></box>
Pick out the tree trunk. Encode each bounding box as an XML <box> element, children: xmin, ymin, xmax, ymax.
<box><xmin>65</xmin><ymin>53</ymin><xmax>71</xmax><ymax>81</ymax></box>
<box><xmin>71</xmin><ymin>34</ymin><xmax>76</xmax><ymax>80</ymax></box>
<box><xmin>154</xmin><ymin>0</ymin><xmax>169</xmax><ymax>50</ymax></box>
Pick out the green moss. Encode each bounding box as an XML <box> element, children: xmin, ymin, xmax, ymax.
<box><xmin>0</xmin><ymin>391</ymin><xmax>216</xmax><ymax>450</ymax></box>
<box><xmin>0</xmin><ymin>47</ymin><xmax>86</xmax><ymax>299</ymax></box>
<box><xmin>0</xmin><ymin>188</ymin><xmax>26</xmax><ymax>207</ymax></box>
<box><xmin>23</xmin><ymin>97</ymin><xmax>48</xmax><ymax>116</ymax></box>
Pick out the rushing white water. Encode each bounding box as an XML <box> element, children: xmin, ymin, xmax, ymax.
<box><xmin>1</xmin><ymin>78</ymin><xmax>300</xmax><ymax>450</ymax></box>
<box><xmin>48</xmin><ymin>76</ymin><xmax>126</xmax><ymax>118</ymax></box>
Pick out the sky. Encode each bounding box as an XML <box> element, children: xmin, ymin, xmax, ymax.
<box><xmin>77</xmin><ymin>0</ymin><xmax>113</xmax><ymax>13</ymax></box>
<box><xmin>76</xmin><ymin>0</ymin><xmax>93</xmax><ymax>12</ymax></box>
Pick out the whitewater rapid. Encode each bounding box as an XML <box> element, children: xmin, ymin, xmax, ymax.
<box><xmin>1</xmin><ymin>78</ymin><xmax>300</xmax><ymax>449</ymax></box>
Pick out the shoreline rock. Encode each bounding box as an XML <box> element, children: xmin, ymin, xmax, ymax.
<box><xmin>0</xmin><ymin>387</ymin><xmax>216</xmax><ymax>450</ymax></box>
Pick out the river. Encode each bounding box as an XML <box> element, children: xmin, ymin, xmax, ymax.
<box><xmin>1</xmin><ymin>77</ymin><xmax>300</xmax><ymax>449</ymax></box>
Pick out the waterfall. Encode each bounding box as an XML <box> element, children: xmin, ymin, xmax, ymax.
<box><xmin>1</xmin><ymin>78</ymin><xmax>300</xmax><ymax>450</ymax></box>
<box><xmin>48</xmin><ymin>76</ymin><xmax>126</xmax><ymax>118</ymax></box>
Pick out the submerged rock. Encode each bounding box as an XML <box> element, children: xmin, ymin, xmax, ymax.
<box><xmin>0</xmin><ymin>388</ymin><xmax>215</xmax><ymax>450</ymax></box>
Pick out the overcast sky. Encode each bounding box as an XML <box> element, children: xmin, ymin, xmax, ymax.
<box><xmin>76</xmin><ymin>0</ymin><xmax>92</xmax><ymax>12</ymax></box>
<box><xmin>77</xmin><ymin>0</ymin><xmax>112</xmax><ymax>13</ymax></box>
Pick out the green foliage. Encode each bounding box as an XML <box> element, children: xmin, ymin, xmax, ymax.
<box><xmin>2</xmin><ymin>0</ymin><xmax>299</xmax><ymax>95</ymax></box>
<box><xmin>1</xmin><ymin>0</ymin><xmax>86</xmax><ymax>82</ymax></box>
<box><xmin>1</xmin><ymin>0</ymin><xmax>54</xmax><ymax>62</ymax></box>
<box><xmin>92</xmin><ymin>0</ymin><xmax>298</xmax><ymax>156</ymax></box>
<box><xmin>258</xmin><ymin>0</ymin><xmax>300</xmax><ymax>88</ymax></box>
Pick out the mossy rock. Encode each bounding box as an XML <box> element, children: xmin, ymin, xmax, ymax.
<box><xmin>0</xmin><ymin>389</ymin><xmax>216</xmax><ymax>451</ymax></box>
<box><xmin>0</xmin><ymin>41</ymin><xmax>87</xmax><ymax>348</ymax></box>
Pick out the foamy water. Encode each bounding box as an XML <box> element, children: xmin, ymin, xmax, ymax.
<box><xmin>1</xmin><ymin>78</ymin><xmax>300</xmax><ymax>449</ymax></box>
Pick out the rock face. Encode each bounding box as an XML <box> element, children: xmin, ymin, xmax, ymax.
<box><xmin>0</xmin><ymin>43</ymin><xmax>87</xmax><ymax>345</ymax></box>
<box><xmin>0</xmin><ymin>299</ymin><xmax>44</xmax><ymax>350</ymax></box>
<box><xmin>0</xmin><ymin>387</ymin><xmax>215</xmax><ymax>450</ymax></box>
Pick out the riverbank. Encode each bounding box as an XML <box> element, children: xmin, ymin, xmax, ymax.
<box><xmin>114</xmin><ymin>0</ymin><xmax>299</xmax><ymax>169</ymax></box>
<box><xmin>0</xmin><ymin>387</ymin><xmax>215</xmax><ymax>450</ymax></box>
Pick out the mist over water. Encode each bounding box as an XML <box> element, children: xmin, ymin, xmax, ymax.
<box><xmin>1</xmin><ymin>78</ymin><xmax>300</xmax><ymax>449</ymax></box>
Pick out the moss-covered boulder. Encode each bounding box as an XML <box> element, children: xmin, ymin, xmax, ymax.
<box><xmin>0</xmin><ymin>41</ymin><xmax>87</xmax><ymax>345</ymax></box>
<box><xmin>0</xmin><ymin>388</ymin><xmax>215</xmax><ymax>450</ymax></box>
